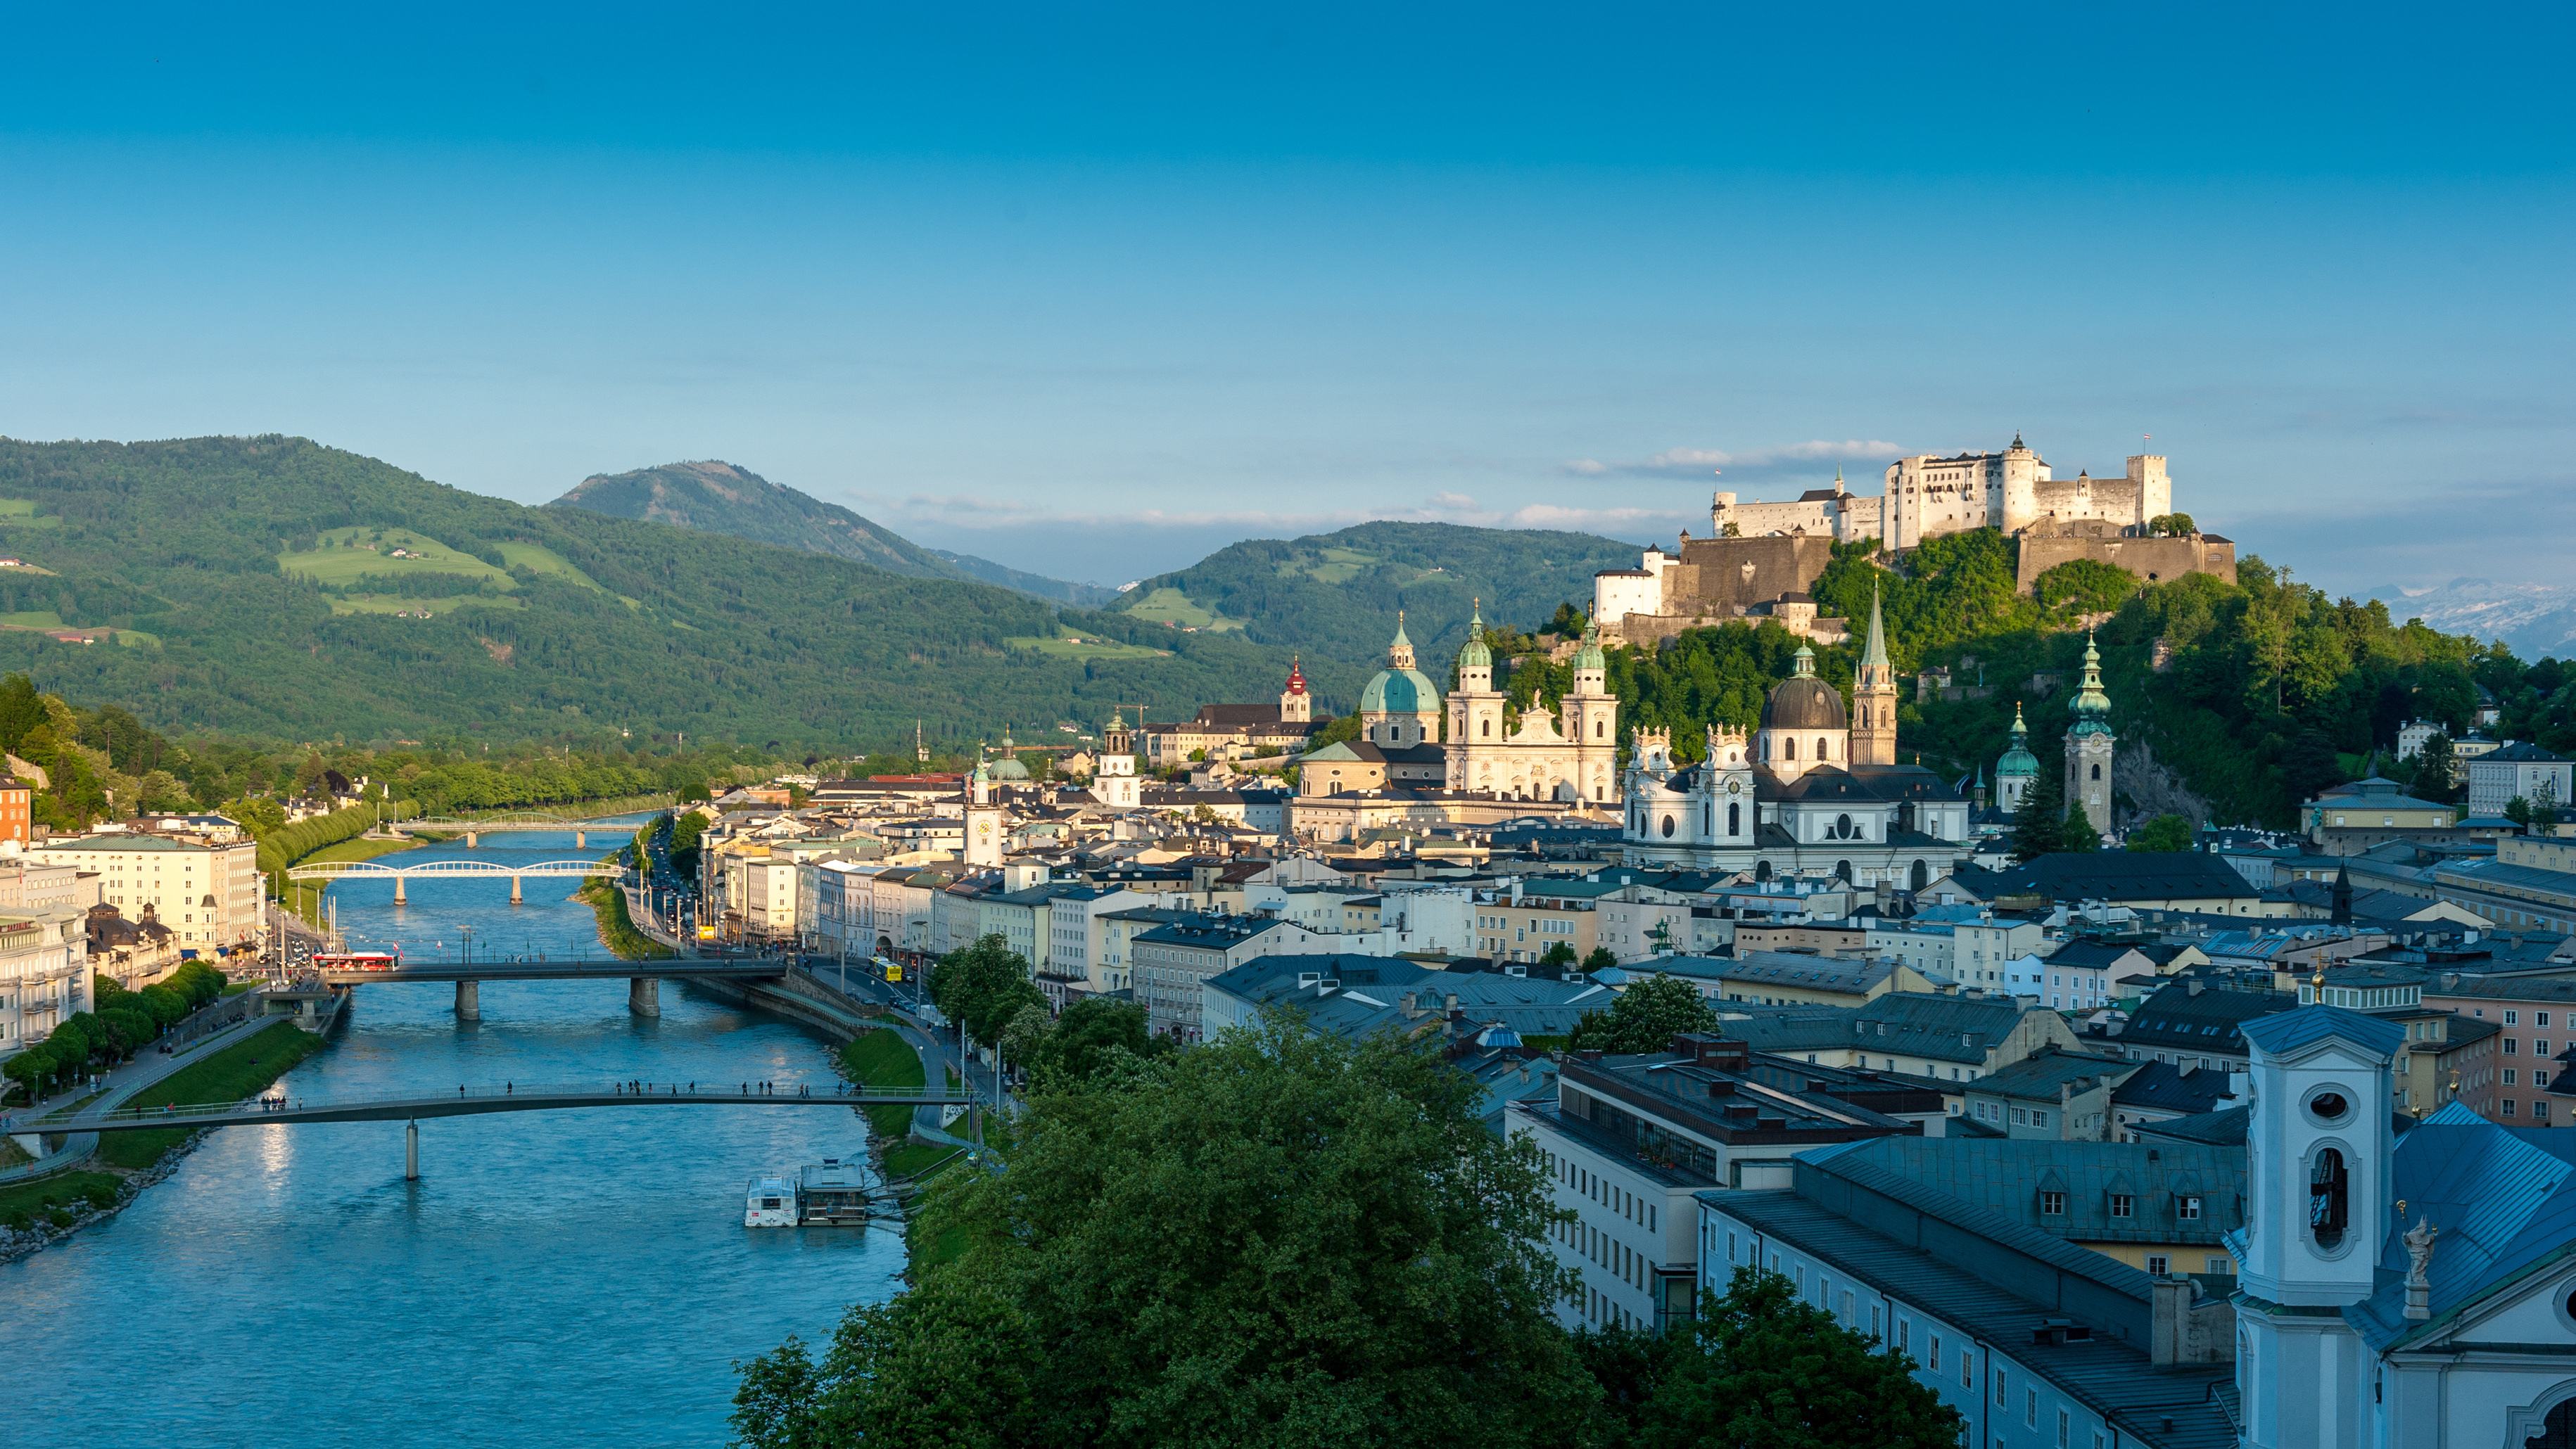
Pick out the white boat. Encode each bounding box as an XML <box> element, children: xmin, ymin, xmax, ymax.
<box><xmin>744</xmin><ymin>1173</ymin><xmax>797</xmax><ymax>1227</ymax></box>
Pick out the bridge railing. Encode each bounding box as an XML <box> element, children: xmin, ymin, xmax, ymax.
<box><xmin>68</xmin><ymin>1080</ymin><xmax>965</xmax><ymax>1125</ymax></box>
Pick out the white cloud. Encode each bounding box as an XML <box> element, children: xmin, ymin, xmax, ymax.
<box><xmin>1565</xmin><ymin>438</ymin><xmax>1906</xmax><ymax>480</ymax></box>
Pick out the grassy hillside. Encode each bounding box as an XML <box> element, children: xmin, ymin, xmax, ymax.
<box><xmin>550</xmin><ymin>459</ymin><xmax>1112</xmax><ymax>606</ymax></box>
<box><xmin>1112</xmin><ymin>521</ymin><xmax>1644</xmax><ymax>706</ymax></box>
<box><xmin>0</xmin><ymin>436</ymin><xmax>1294</xmax><ymax>749</ymax></box>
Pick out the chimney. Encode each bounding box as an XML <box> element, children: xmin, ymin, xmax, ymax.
<box><xmin>2150</xmin><ymin>1276</ymin><xmax>2191</xmax><ymax>1365</ymax></box>
<box><xmin>2185</xmin><ymin>978</ymin><xmax>2204</xmax><ymax>996</ymax></box>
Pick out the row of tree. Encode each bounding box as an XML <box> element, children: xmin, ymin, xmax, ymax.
<box><xmin>1</xmin><ymin>964</ymin><xmax>229</xmax><ymax>1102</ymax></box>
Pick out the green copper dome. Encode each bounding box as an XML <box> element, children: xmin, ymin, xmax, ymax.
<box><xmin>1457</xmin><ymin>601</ymin><xmax>1492</xmax><ymax>671</ymax></box>
<box><xmin>1997</xmin><ymin>701</ymin><xmax>2039</xmax><ymax>778</ymax></box>
<box><xmin>1361</xmin><ymin>664</ymin><xmax>1440</xmax><ymax>715</ymax></box>
<box><xmin>2068</xmin><ymin>630</ymin><xmax>2114</xmax><ymax>738</ymax></box>
<box><xmin>1573</xmin><ymin>619</ymin><xmax>1604</xmax><ymax>672</ymax></box>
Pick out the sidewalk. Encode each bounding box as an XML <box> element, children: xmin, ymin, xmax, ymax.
<box><xmin>0</xmin><ymin>1003</ymin><xmax>284</xmax><ymax>1185</ymax></box>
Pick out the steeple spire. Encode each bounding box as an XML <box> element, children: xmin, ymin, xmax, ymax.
<box><xmin>2069</xmin><ymin>628</ymin><xmax>2112</xmax><ymax>728</ymax></box>
<box><xmin>1851</xmin><ymin>582</ymin><xmax>1898</xmax><ymax>766</ymax></box>
<box><xmin>1862</xmin><ymin>582</ymin><xmax>1890</xmax><ymax>672</ymax></box>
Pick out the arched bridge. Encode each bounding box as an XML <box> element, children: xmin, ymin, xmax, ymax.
<box><xmin>379</xmin><ymin>812</ymin><xmax>652</xmax><ymax>848</ymax></box>
<box><xmin>284</xmin><ymin>858</ymin><xmax>621</xmax><ymax>903</ymax></box>
<box><xmin>313</xmin><ymin>955</ymin><xmax>787</xmax><ymax>1020</ymax></box>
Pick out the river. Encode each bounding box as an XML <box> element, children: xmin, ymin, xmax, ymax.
<box><xmin>0</xmin><ymin>824</ymin><xmax>901</xmax><ymax>1446</ymax></box>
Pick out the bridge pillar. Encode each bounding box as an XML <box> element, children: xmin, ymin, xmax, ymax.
<box><xmin>510</xmin><ymin>874</ymin><xmax>523</xmax><ymax>905</ymax></box>
<box><xmin>628</xmin><ymin>976</ymin><xmax>661</xmax><ymax>1018</ymax></box>
<box><xmin>393</xmin><ymin>874</ymin><xmax>407</xmax><ymax>905</ymax></box>
<box><xmin>405</xmin><ymin>1120</ymin><xmax>419</xmax><ymax>1181</ymax></box>
<box><xmin>466</xmin><ymin>830</ymin><xmax>478</xmax><ymax>849</ymax></box>
<box><xmin>576</xmin><ymin>829</ymin><xmax>586</xmax><ymax>849</ymax></box>
<box><xmin>455</xmin><ymin>979</ymin><xmax>481</xmax><ymax>1021</ymax></box>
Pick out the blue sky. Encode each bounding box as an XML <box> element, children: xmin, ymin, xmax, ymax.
<box><xmin>3</xmin><ymin>4</ymin><xmax>2570</xmax><ymax>594</ymax></box>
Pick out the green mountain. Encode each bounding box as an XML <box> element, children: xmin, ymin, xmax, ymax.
<box><xmin>1113</xmin><ymin>521</ymin><xmax>1644</xmax><ymax>672</ymax></box>
<box><xmin>550</xmin><ymin>459</ymin><xmax>1113</xmax><ymax>605</ymax></box>
<box><xmin>0</xmin><ymin>436</ymin><xmax>1288</xmax><ymax>748</ymax></box>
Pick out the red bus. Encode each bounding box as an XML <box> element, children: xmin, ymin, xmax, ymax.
<box><xmin>313</xmin><ymin>951</ymin><xmax>402</xmax><ymax>972</ymax></box>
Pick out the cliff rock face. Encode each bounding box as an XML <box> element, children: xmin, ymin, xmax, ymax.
<box><xmin>2114</xmin><ymin>737</ymin><xmax>2212</xmax><ymax>829</ymax></box>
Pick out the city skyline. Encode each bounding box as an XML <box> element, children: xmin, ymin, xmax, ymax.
<box><xmin>3</xmin><ymin>5</ymin><xmax>2569</xmax><ymax>591</ymax></box>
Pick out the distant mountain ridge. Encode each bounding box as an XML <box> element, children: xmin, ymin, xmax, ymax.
<box><xmin>2369</xmin><ymin>577</ymin><xmax>2576</xmax><ymax>662</ymax></box>
<box><xmin>550</xmin><ymin>461</ymin><xmax>1115</xmax><ymax>606</ymax></box>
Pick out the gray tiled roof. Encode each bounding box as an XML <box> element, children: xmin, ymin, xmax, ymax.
<box><xmin>1818</xmin><ymin>1136</ymin><xmax>2244</xmax><ymax>1248</ymax></box>
<box><xmin>1723</xmin><ymin>992</ymin><xmax>2036</xmax><ymax>1066</ymax></box>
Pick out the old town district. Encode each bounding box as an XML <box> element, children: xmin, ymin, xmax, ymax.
<box><xmin>710</xmin><ymin>658</ymin><xmax>2576</xmax><ymax>1441</ymax></box>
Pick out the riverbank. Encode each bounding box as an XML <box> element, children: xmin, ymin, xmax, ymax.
<box><xmin>578</xmin><ymin>876</ymin><xmax>673</xmax><ymax>960</ymax></box>
<box><xmin>0</xmin><ymin>1020</ymin><xmax>329</xmax><ymax>1260</ymax></box>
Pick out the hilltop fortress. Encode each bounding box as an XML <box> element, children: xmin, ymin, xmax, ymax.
<box><xmin>1594</xmin><ymin>435</ymin><xmax>2234</xmax><ymax>645</ymax></box>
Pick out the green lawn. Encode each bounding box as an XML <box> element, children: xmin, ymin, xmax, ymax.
<box><xmin>1004</xmin><ymin>632</ymin><xmax>1170</xmax><ymax>661</ymax></box>
<box><xmin>0</xmin><ymin>610</ymin><xmax>63</xmax><ymax>628</ymax></box>
<box><xmin>0</xmin><ymin>1170</ymin><xmax>120</xmax><ymax>1226</ymax></box>
<box><xmin>0</xmin><ymin>498</ymin><xmax>64</xmax><ymax>529</ymax></box>
<box><xmin>839</xmin><ymin>1029</ymin><xmax>925</xmax><ymax>1139</ymax></box>
<box><xmin>495</xmin><ymin>540</ymin><xmax>609</xmax><ymax>593</ymax></box>
<box><xmin>1122</xmin><ymin>585</ymin><xmax>1241</xmax><ymax>631</ymax></box>
<box><xmin>280</xmin><ymin>527</ymin><xmax>517</xmax><ymax>587</ymax></box>
<box><xmin>881</xmin><ymin>1141</ymin><xmax>963</xmax><ymax>1181</ymax></box>
<box><xmin>95</xmin><ymin>1022</ymin><xmax>329</xmax><ymax>1169</ymax></box>
<box><xmin>1283</xmin><ymin>544</ymin><xmax>1381</xmax><ymax>585</ymax></box>
<box><xmin>329</xmin><ymin>592</ymin><xmax>527</xmax><ymax>615</ymax></box>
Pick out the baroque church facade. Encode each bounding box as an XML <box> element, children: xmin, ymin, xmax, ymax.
<box><xmin>1617</xmin><ymin>589</ymin><xmax>1972</xmax><ymax>886</ymax></box>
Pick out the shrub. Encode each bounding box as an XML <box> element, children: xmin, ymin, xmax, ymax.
<box><xmin>45</xmin><ymin>1208</ymin><xmax>74</xmax><ymax>1229</ymax></box>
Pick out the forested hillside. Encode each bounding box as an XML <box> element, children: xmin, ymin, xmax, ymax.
<box><xmin>1112</xmin><ymin>521</ymin><xmax>1643</xmax><ymax>673</ymax></box>
<box><xmin>1486</xmin><ymin>530</ymin><xmax>2522</xmax><ymax>831</ymax></box>
<box><xmin>550</xmin><ymin>459</ymin><xmax>1115</xmax><ymax>606</ymax></box>
<box><xmin>0</xmin><ymin>436</ymin><xmax>1291</xmax><ymax>749</ymax></box>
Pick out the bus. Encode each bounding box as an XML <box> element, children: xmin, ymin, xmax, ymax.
<box><xmin>312</xmin><ymin>951</ymin><xmax>402</xmax><ymax>972</ymax></box>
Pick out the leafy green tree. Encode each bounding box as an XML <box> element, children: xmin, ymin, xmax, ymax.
<box><xmin>930</xmin><ymin>934</ymin><xmax>1047</xmax><ymax>1047</ymax></box>
<box><xmin>1538</xmin><ymin>940</ymin><xmax>1578</xmax><ymax>969</ymax></box>
<box><xmin>1568</xmin><ymin>974</ymin><xmax>1719</xmax><ymax>1054</ymax></box>
<box><xmin>1017</xmin><ymin>997</ymin><xmax>1165</xmax><ymax>1091</ymax></box>
<box><xmin>731</xmin><ymin>1021</ymin><xmax>1597</xmax><ymax>1449</ymax></box>
<box><xmin>1580</xmin><ymin>946</ymin><xmax>1618</xmax><ymax>974</ymax></box>
<box><xmin>2410</xmin><ymin>733</ymin><xmax>2459</xmax><ymax>804</ymax></box>
<box><xmin>1630</xmin><ymin>1268</ymin><xmax>1964</xmax><ymax>1449</ymax></box>
<box><xmin>2126</xmin><ymin>813</ymin><xmax>2195</xmax><ymax>852</ymax></box>
<box><xmin>2031</xmin><ymin>558</ymin><xmax>2140</xmax><ymax>615</ymax></box>
<box><xmin>2147</xmin><ymin>512</ymin><xmax>2195</xmax><ymax>537</ymax></box>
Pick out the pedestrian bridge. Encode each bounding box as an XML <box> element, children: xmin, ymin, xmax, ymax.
<box><xmin>284</xmin><ymin>858</ymin><xmax>621</xmax><ymax>903</ymax></box>
<box><xmin>54</xmin><ymin>1080</ymin><xmax>976</xmax><ymax>1133</ymax></box>
<box><xmin>380</xmin><ymin>812</ymin><xmax>645</xmax><ymax>848</ymax></box>
<box><xmin>46</xmin><ymin>1080</ymin><xmax>987</xmax><ymax>1180</ymax></box>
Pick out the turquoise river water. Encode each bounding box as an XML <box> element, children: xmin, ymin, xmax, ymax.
<box><xmin>0</xmin><ymin>824</ymin><xmax>901</xmax><ymax>1445</ymax></box>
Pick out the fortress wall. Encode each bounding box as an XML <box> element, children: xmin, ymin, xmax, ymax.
<box><xmin>2016</xmin><ymin>535</ymin><xmax>2236</xmax><ymax>594</ymax></box>
<box><xmin>1609</xmin><ymin>535</ymin><xmax>1837</xmax><ymax>646</ymax></box>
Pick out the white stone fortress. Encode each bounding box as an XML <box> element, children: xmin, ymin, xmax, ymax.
<box><xmin>1706</xmin><ymin>435</ymin><xmax>2172</xmax><ymax>547</ymax></box>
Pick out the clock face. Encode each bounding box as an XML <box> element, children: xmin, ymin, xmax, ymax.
<box><xmin>1726</xmin><ymin>779</ymin><xmax>1742</xmax><ymax>795</ymax></box>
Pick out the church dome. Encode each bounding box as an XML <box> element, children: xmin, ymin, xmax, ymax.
<box><xmin>1760</xmin><ymin>645</ymin><xmax>1847</xmax><ymax>731</ymax></box>
<box><xmin>1361</xmin><ymin>665</ymin><xmax>1440</xmax><ymax>716</ymax></box>
<box><xmin>990</xmin><ymin>755</ymin><xmax>1032</xmax><ymax>781</ymax></box>
<box><xmin>1457</xmin><ymin>601</ymin><xmax>1492</xmax><ymax>671</ymax></box>
<box><xmin>1997</xmin><ymin>701</ymin><xmax>2039</xmax><ymax>779</ymax></box>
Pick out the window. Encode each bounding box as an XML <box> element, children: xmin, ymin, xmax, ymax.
<box><xmin>1929</xmin><ymin>1334</ymin><xmax>1941</xmax><ymax>1370</ymax></box>
<box><xmin>2310</xmin><ymin>1149</ymin><xmax>2349</xmax><ymax>1248</ymax></box>
<box><xmin>1995</xmin><ymin>1368</ymin><xmax>2007</xmax><ymax>1407</ymax></box>
<box><xmin>2542</xmin><ymin>1011</ymin><xmax>2554</xmax><ymax>1028</ymax></box>
<box><xmin>2041</xmin><ymin>1190</ymin><xmax>2065</xmax><ymax>1215</ymax></box>
<box><xmin>2178</xmin><ymin>1195</ymin><xmax>2203</xmax><ymax>1221</ymax></box>
<box><xmin>2146</xmin><ymin>1254</ymin><xmax>2169</xmax><ymax>1275</ymax></box>
<box><xmin>2028</xmin><ymin>1389</ymin><xmax>2039</xmax><ymax>1429</ymax></box>
<box><xmin>2504</xmin><ymin>1099</ymin><xmax>2519</xmax><ymax>1117</ymax></box>
<box><xmin>1960</xmin><ymin>1348</ymin><xmax>1973</xmax><ymax>1389</ymax></box>
<box><xmin>2508</xmin><ymin>1010</ymin><xmax>2521</xmax><ymax>1026</ymax></box>
<box><xmin>2506</xmin><ymin>1069</ymin><xmax>2520</xmax><ymax>1086</ymax></box>
<box><xmin>2207</xmin><ymin>1256</ymin><xmax>2231</xmax><ymax>1274</ymax></box>
<box><xmin>1898</xmin><ymin>1320</ymin><xmax>1910</xmax><ymax>1354</ymax></box>
<box><xmin>2109</xmin><ymin>1194</ymin><xmax>2133</xmax><ymax>1219</ymax></box>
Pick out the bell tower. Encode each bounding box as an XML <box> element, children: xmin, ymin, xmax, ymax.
<box><xmin>1279</xmin><ymin>658</ymin><xmax>1311</xmax><ymax>724</ymax></box>
<box><xmin>1852</xmin><ymin>582</ymin><xmax>1898</xmax><ymax>766</ymax></box>
<box><xmin>963</xmin><ymin>748</ymin><xmax>1005</xmax><ymax>867</ymax></box>
<box><xmin>2064</xmin><ymin>630</ymin><xmax>2117</xmax><ymax>841</ymax></box>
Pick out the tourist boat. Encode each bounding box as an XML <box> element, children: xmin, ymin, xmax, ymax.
<box><xmin>743</xmin><ymin>1173</ymin><xmax>798</xmax><ymax>1227</ymax></box>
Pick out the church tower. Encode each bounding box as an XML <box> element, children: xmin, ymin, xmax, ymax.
<box><xmin>963</xmin><ymin>748</ymin><xmax>1005</xmax><ymax>866</ymax></box>
<box><xmin>1091</xmin><ymin>710</ymin><xmax>1139</xmax><ymax>810</ymax></box>
<box><xmin>1443</xmin><ymin>601</ymin><xmax>1509</xmax><ymax>791</ymax></box>
<box><xmin>1559</xmin><ymin>620</ymin><xmax>1620</xmax><ymax>803</ymax></box>
<box><xmin>2064</xmin><ymin>631</ymin><xmax>2116</xmax><ymax>841</ymax></box>
<box><xmin>1359</xmin><ymin>613</ymin><xmax>1442</xmax><ymax>748</ymax></box>
<box><xmin>2234</xmin><ymin>1006</ymin><xmax>2405</xmax><ymax>1449</ymax></box>
<box><xmin>1279</xmin><ymin>658</ymin><xmax>1311</xmax><ymax>724</ymax></box>
<box><xmin>1996</xmin><ymin>702</ymin><xmax>2039</xmax><ymax>811</ymax></box>
<box><xmin>1852</xmin><ymin>583</ymin><xmax>1898</xmax><ymax>766</ymax></box>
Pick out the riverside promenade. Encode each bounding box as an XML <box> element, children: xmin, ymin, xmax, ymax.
<box><xmin>0</xmin><ymin>992</ymin><xmax>284</xmax><ymax>1185</ymax></box>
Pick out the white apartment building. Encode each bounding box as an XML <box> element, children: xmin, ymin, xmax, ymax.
<box><xmin>0</xmin><ymin>850</ymin><xmax>96</xmax><ymax>912</ymax></box>
<box><xmin>0</xmin><ymin>907</ymin><xmax>92</xmax><ymax>1059</ymax></box>
<box><xmin>34</xmin><ymin>830</ymin><xmax>260</xmax><ymax>957</ymax></box>
<box><xmin>1950</xmin><ymin>915</ymin><xmax>2048</xmax><ymax>991</ymax></box>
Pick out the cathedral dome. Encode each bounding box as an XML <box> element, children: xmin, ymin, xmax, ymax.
<box><xmin>1997</xmin><ymin>701</ymin><xmax>2039</xmax><ymax>779</ymax></box>
<box><xmin>1361</xmin><ymin>664</ymin><xmax>1440</xmax><ymax>716</ymax></box>
<box><xmin>990</xmin><ymin>755</ymin><xmax>1032</xmax><ymax>781</ymax></box>
<box><xmin>1760</xmin><ymin>645</ymin><xmax>1847</xmax><ymax>731</ymax></box>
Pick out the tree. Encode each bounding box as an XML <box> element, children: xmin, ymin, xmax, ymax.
<box><xmin>732</xmin><ymin>1021</ymin><xmax>1599</xmax><ymax>1448</ymax></box>
<box><xmin>2008</xmin><ymin>769</ymin><xmax>2073</xmax><ymax>862</ymax></box>
<box><xmin>1580</xmin><ymin>946</ymin><xmax>1619</xmax><ymax>974</ymax></box>
<box><xmin>930</xmin><ymin>934</ymin><xmax>1047</xmax><ymax>1047</ymax></box>
<box><xmin>1539</xmin><ymin>940</ymin><xmax>1578</xmax><ymax>969</ymax></box>
<box><xmin>1568</xmin><ymin>975</ymin><xmax>1719</xmax><ymax>1055</ymax></box>
<box><xmin>2280</xmin><ymin>727</ymin><xmax>2347</xmax><ymax>807</ymax></box>
<box><xmin>2410</xmin><ymin>732</ymin><xmax>2459</xmax><ymax>803</ymax></box>
<box><xmin>2147</xmin><ymin>512</ymin><xmax>2196</xmax><ymax>537</ymax></box>
<box><xmin>1630</xmin><ymin>1268</ymin><xmax>1964</xmax><ymax>1449</ymax></box>
<box><xmin>1017</xmin><ymin>997</ymin><xmax>1165</xmax><ymax>1091</ymax></box>
<box><xmin>2127</xmin><ymin>813</ymin><xmax>2194</xmax><ymax>852</ymax></box>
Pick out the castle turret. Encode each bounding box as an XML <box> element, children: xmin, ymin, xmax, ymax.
<box><xmin>2064</xmin><ymin>631</ymin><xmax>2116</xmax><ymax>840</ymax></box>
<box><xmin>1852</xmin><ymin>582</ymin><xmax>1897</xmax><ymax>766</ymax></box>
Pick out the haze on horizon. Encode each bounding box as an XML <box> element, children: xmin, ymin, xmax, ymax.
<box><xmin>1</xmin><ymin>3</ymin><xmax>2568</xmax><ymax>595</ymax></box>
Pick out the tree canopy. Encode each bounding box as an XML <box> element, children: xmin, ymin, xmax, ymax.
<box><xmin>1566</xmin><ymin>976</ymin><xmax>1718</xmax><ymax>1055</ymax></box>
